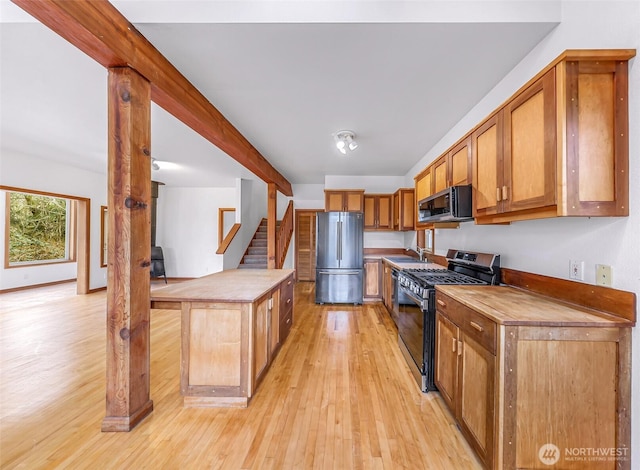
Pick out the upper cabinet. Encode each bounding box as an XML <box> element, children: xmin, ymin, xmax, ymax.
<box><xmin>414</xmin><ymin>166</ymin><xmax>433</xmax><ymax>204</ymax></box>
<box><xmin>393</xmin><ymin>188</ymin><xmax>415</xmax><ymax>231</ymax></box>
<box><xmin>434</xmin><ymin>135</ymin><xmax>473</xmax><ymax>194</ymax></box>
<box><xmin>364</xmin><ymin>194</ymin><xmax>393</xmax><ymax>231</ymax></box>
<box><xmin>473</xmin><ymin>51</ymin><xmax>633</xmax><ymax>224</ymax></box>
<box><xmin>324</xmin><ymin>189</ymin><xmax>365</xmax><ymax>212</ymax></box>
<box><xmin>409</xmin><ymin>49</ymin><xmax>634</xmax><ymax>226</ymax></box>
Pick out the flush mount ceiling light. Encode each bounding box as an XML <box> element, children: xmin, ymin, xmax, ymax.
<box><xmin>334</xmin><ymin>130</ymin><xmax>358</xmax><ymax>155</ymax></box>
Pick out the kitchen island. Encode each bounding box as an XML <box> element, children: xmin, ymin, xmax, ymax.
<box><xmin>151</xmin><ymin>269</ymin><xmax>295</xmax><ymax>408</ymax></box>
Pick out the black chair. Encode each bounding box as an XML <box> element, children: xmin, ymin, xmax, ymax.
<box><xmin>150</xmin><ymin>246</ymin><xmax>167</xmax><ymax>283</ymax></box>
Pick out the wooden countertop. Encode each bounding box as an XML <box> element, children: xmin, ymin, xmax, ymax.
<box><xmin>150</xmin><ymin>269</ymin><xmax>295</xmax><ymax>304</ymax></box>
<box><xmin>436</xmin><ymin>285</ymin><xmax>634</xmax><ymax>327</ymax></box>
<box><xmin>379</xmin><ymin>255</ymin><xmax>446</xmax><ymax>270</ymax></box>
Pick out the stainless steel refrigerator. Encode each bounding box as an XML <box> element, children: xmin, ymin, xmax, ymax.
<box><xmin>315</xmin><ymin>211</ymin><xmax>364</xmax><ymax>304</ymax></box>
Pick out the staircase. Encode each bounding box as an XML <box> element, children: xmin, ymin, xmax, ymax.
<box><xmin>238</xmin><ymin>219</ymin><xmax>276</xmax><ymax>269</ymax></box>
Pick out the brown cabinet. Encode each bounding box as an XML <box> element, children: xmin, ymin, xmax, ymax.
<box><xmin>382</xmin><ymin>261</ymin><xmax>394</xmax><ymax>316</ymax></box>
<box><xmin>324</xmin><ymin>189</ymin><xmax>364</xmax><ymax>212</ymax></box>
<box><xmin>414</xmin><ymin>167</ymin><xmax>433</xmax><ymax>229</ymax></box>
<box><xmin>393</xmin><ymin>188</ymin><xmax>415</xmax><ymax>231</ymax></box>
<box><xmin>279</xmin><ymin>275</ymin><xmax>294</xmax><ymax>343</ymax></box>
<box><xmin>414</xmin><ymin>166</ymin><xmax>432</xmax><ymax>204</ymax></box>
<box><xmin>435</xmin><ymin>299</ymin><xmax>496</xmax><ymax>469</ymax></box>
<box><xmin>473</xmin><ymin>71</ymin><xmax>555</xmax><ymax>220</ymax></box>
<box><xmin>472</xmin><ymin>51</ymin><xmax>632</xmax><ymax>224</ymax></box>
<box><xmin>449</xmin><ymin>136</ymin><xmax>473</xmax><ymax>188</ymax></box>
<box><xmin>363</xmin><ymin>258</ymin><xmax>383</xmax><ymax>301</ymax></box>
<box><xmin>363</xmin><ymin>194</ymin><xmax>392</xmax><ymax>230</ymax></box>
<box><xmin>435</xmin><ymin>286</ymin><xmax>632</xmax><ymax>469</ymax></box>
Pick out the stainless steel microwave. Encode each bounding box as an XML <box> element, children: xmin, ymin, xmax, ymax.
<box><xmin>417</xmin><ymin>184</ymin><xmax>473</xmax><ymax>223</ymax></box>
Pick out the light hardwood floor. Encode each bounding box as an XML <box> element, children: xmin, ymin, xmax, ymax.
<box><xmin>0</xmin><ymin>281</ymin><xmax>481</xmax><ymax>469</ymax></box>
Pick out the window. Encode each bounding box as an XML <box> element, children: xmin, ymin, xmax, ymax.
<box><xmin>5</xmin><ymin>191</ymin><xmax>76</xmax><ymax>267</ymax></box>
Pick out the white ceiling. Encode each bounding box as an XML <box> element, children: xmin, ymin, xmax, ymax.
<box><xmin>0</xmin><ymin>0</ymin><xmax>559</xmax><ymax>189</ymax></box>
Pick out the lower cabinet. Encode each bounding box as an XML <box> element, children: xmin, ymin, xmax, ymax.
<box><xmin>435</xmin><ymin>288</ymin><xmax>631</xmax><ymax>470</ymax></box>
<box><xmin>363</xmin><ymin>258</ymin><xmax>383</xmax><ymax>301</ymax></box>
<box><xmin>382</xmin><ymin>261</ymin><xmax>394</xmax><ymax>315</ymax></box>
<box><xmin>435</xmin><ymin>303</ymin><xmax>496</xmax><ymax>468</ymax></box>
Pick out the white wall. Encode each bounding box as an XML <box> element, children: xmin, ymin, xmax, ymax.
<box><xmin>223</xmin><ymin>178</ymin><xmax>269</xmax><ymax>270</ymax></box>
<box><xmin>156</xmin><ymin>185</ymin><xmax>236</xmax><ymax>277</ymax></box>
<box><xmin>406</xmin><ymin>0</ymin><xmax>640</xmax><ymax>459</ymax></box>
<box><xmin>0</xmin><ymin>151</ymin><xmax>106</xmax><ymax>290</ymax></box>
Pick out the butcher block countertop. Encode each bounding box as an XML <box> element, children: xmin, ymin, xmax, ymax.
<box><xmin>379</xmin><ymin>255</ymin><xmax>446</xmax><ymax>271</ymax></box>
<box><xmin>150</xmin><ymin>269</ymin><xmax>295</xmax><ymax>304</ymax></box>
<box><xmin>436</xmin><ymin>285</ymin><xmax>634</xmax><ymax>327</ymax></box>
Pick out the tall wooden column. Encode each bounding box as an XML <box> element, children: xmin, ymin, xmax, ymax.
<box><xmin>267</xmin><ymin>183</ymin><xmax>277</xmax><ymax>269</ymax></box>
<box><xmin>102</xmin><ymin>67</ymin><xmax>153</xmax><ymax>432</ymax></box>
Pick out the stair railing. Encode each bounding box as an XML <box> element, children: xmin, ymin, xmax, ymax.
<box><xmin>276</xmin><ymin>201</ymin><xmax>294</xmax><ymax>269</ymax></box>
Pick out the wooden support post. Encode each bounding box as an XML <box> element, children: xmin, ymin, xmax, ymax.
<box><xmin>101</xmin><ymin>67</ymin><xmax>153</xmax><ymax>432</ymax></box>
<box><xmin>267</xmin><ymin>183</ymin><xmax>277</xmax><ymax>269</ymax></box>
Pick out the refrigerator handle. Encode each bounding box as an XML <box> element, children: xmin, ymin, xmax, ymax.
<box><xmin>337</xmin><ymin>220</ymin><xmax>342</xmax><ymax>261</ymax></box>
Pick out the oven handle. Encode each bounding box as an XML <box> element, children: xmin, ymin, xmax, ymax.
<box><xmin>399</xmin><ymin>284</ymin><xmax>428</xmax><ymax>310</ymax></box>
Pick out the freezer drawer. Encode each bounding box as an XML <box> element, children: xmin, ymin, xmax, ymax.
<box><xmin>315</xmin><ymin>269</ymin><xmax>363</xmax><ymax>304</ymax></box>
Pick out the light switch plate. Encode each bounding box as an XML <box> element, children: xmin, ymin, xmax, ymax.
<box><xmin>570</xmin><ymin>260</ymin><xmax>584</xmax><ymax>281</ymax></box>
<box><xmin>596</xmin><ymin>264</ymin><xmax>612</xmax><ymax>287</ymax></box>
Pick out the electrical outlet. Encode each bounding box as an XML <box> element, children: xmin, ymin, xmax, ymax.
<box><xmin>596</xmin><ymin>264</ymin><xmax>612</xmax><ymax>287</ymax></box>
<box><xmin>569</xmin><ymin>260</ymin><xmax>584</xmax><ymax>281</ymax></box>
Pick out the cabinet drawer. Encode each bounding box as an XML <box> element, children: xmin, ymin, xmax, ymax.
<box><xmin>280</xmin><ymin>309</ymin><xmax>293</xmax><ymax>342</ymax></box>
<box><xmin>436</xmin><ymin>292</ymin><xmax>496</xmax><ymax>355</ymax></box>
<box><xmin>280</xmin><ymin>276</ymin><xmax>294</xmax><ymax>309</ymax></box>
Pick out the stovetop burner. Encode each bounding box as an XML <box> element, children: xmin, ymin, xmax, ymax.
<box><xmin>403</xmin><ymin>268</ymin><xmax>488</xmax><ymax>286</ymax></box>
<box><xmin>397</xmin><ymin>249</ymin><xmax>501</xmax><ymax>298</ymax></box>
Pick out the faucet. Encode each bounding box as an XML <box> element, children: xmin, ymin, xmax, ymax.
<box><xmin>406</xmin><ymin>247</ymin><xmax>427</xmax><ymax>262</ymax></box>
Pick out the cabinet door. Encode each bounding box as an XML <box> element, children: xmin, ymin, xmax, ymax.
<box><xmin>503</xmin><ymin>69</ymin><xmax>556</xmax><ymax>213</ymax></box>
<box><xmin>433</xmin><ymin>155</ymin><xmax>449</xmax><ymax>194</ymax></box>
<box><xmin>435</xmin><ymin>313</ymin><xmax>459</xmax><ymax>412</ymax></box>
<box><xmin>325</xmin><ymin>191</ymin><xmax>345</xmax><ymax>211</ymax></box>
<box><xmin>345</xmin><ymin>191</ymin><xmax>364</xmax><ymax>212</ymax></box>
<box><xmin>458</xmin><ymin>334</ymin><xmax>495</xmax><ymax>470</ymax></box>
<box><xmin>253</xmin><ymin>296</ymin><xmax>270</xmax><ymax>385</ymax></box>
<box><xmin>415</xmin><ymin>167</ymin><xmax>433</xmax><ymax>203</ymax></box>
<box><xmin>397</xmin><ymin>189</ymin><xmax>415</xmax><ymax>231</ymax></box>
<box><xmin>363</xmin><ymin>259</ymin><xmax>382</xmax><ymax>299</ymax></box>
<box><xmin>382</xmin><ymin>264</ymin><xmax>393</xmax><ymax>313</ymax></box>
<box><xmin>363</xmin><ymin>195</ymin><xmax>377</xmax><ymax>229</ymax></box>
<box><xmin>472</xmin><ymin>112</ymin><xmax>503</xmax><ymax>217</ymax></box>
<box><xmin>377</xmin><ymin>195</ymin><xmax>392</xmax><ymax>230</ymax></box>
<box><xmin>450</xmin><ymin>136</ymin><xmax>472</xmax><ymax>187</ymax></box>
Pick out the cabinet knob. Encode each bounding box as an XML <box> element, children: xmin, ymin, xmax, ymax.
<box><xmin>286</xmin><ymin>298</ymin><xmax>291</xmax><ymax>304</ymax></box>
<box><xmin>286</xmin><ymin>318</ymin><xmax>291</xmax><ymax>324</ymax></box>
<box><xmin>502</xmin><ymin>186</ymin><xmax>508</xmax><ymax>201</ymax></box>
<box><xmin>451</xmin><ymin>337</ymin><xmax>457</xmax><ymax>353</ymax></box>
<box><xmin>496</xmin><ymin>187</ymin><xmax>502</xmax><ymax>202</ymax></box>
<box><xmin>457</xmin><ymin>340</ymin><xmax>463</xmax><ymax>356</ymax></box>
<box><xmin>437</xmin><ymin>299</ymin><xmax>446</xmax><ymax>307</ymax></box>
<box><xmin>470</xmin><ymin>321</ymin><xmax>484</xmax><ymax>332</ymax></box>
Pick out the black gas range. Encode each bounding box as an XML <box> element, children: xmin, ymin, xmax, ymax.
<box><xmin>396</xmin><ymin>249</ymin><xmax>500</xmax><ymax>392</ymax></box>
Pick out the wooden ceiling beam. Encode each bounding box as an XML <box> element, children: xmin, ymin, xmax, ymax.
<box><xmin>12</xmin><ymin>0</ymin><xmax>293</xmax><ymax>196</ymax></box>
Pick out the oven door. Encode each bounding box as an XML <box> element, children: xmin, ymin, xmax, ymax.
<box><xmin>396</xmin><ymin>284</ymin><xmax>437</xmax><ymax>392</ymax></box>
